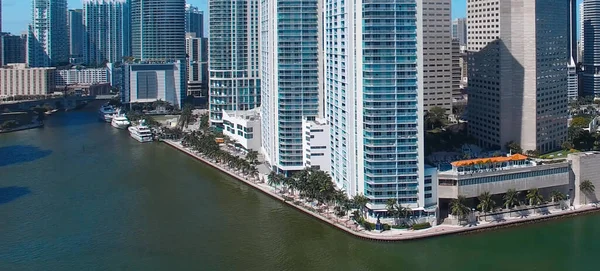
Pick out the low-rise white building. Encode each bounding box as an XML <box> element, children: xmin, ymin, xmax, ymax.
<box><xmin>302</xmin><ymin>118</ymin><xmax>331</xmax><ymax>173</ymax></box>
<box><xmin>0</xmin><ymin>63</ymin><xmax>56</xmax><ymax>97</ymax></box>
<box><xmin>122</xmin><ymin>61</ymin><xmax>187</xmax><ymax>108</ymax></box>
<box><xmin>438</xmin><ymin>154</ymin><xmax>570</xmax><ymax>200</ymax></box>
<box><xmin>222</xmin><ymin>108</ymin><xmax>261</xmax><ymax>151</ymax></box>
<box><xmin>55</xmin><ymin>67</ymin><xmax>109</xmax><ymax>86</ymax></box>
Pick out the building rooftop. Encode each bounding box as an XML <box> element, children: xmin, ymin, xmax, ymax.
<box><xmin>223</xmin><ymin>107</ymin><xmax>261</xmax><ymax>121</ymax></box>
<box><xmin>450</xmin><ymin>154</ymin><xmax>528</xmax><ymax>167</ymax></box>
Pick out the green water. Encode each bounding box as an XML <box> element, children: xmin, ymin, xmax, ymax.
<box><xmin>0</xmin><ymin>105</ymin><xmax>599</xmax><ymax>271</ymax></box>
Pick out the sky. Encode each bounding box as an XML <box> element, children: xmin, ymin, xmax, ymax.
<box><xmin>0</xmin><ymin>0</ymin><xmax>581</xmax><ymax>35</ymax></box>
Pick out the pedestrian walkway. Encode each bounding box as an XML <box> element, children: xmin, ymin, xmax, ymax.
<box><xmin>163</xmin><ymin>139</ymin><xmax>600</xmax><ymax>241</ymax></box>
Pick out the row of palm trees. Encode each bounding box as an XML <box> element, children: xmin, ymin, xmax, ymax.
<box><xmin>173</xmin><ymin>116</ymin><xmax>376</xmax><ymax>229</ymax></box>
<box><xmin>451</xmin><ymin>181</ymin><xmax>597</xmax><ymax>221</ymax></box>
<box><xmin>266</xmin><ymin>170</ymin><xmax>372</xmax><ymax>222</ymax></box>
<box><xmin>182</xmin><ymin>131</ymin><xmax>260</xmax><ymax>181</ymax></box>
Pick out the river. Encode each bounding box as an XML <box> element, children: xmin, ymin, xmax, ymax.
<box><xmin>0</xmin><ymin>105</ymin><xmax>599</xmax><ymax>271</ymax></box>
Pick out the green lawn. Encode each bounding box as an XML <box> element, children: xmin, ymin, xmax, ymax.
<box><xmin>539</xmin><ymin>149</ymin><xmax>580</xmax><ymax>159</ymax></box>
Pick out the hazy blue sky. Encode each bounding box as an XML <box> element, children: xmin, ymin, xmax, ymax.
<box><xmin>0</xmin><ymin>0</ymin><xmax>582</xmax><ymax>35</ymax></box>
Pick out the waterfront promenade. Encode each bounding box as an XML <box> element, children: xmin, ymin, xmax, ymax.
<box><xmin>163</xmin><ymin>139</ymin><xmax>600</xmax><ymax>241</ymax></box>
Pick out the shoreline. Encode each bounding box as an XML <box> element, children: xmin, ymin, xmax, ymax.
<box><xmin>162</xmin><ymin>140</ymin><xmax>600</xmax><ymax>242</ymax></box>
<box><xmin>0</xmin><ymin>122</ymin><xmax>44</xmax><ymax>134</ymax></box>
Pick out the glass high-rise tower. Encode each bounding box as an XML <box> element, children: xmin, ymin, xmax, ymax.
<box><xmin>185</xmin><ymin>4</ymin><xmax>204</xmax><ymax>38</ymax></box>
<box><xmin>583</xmin><ymin>0</ymin><xmax>600</xmax><ymax>97</ymax></box>
<box><xmin>325</xmin><ymin>0</ymin><xmax>431</xmax><ymax>216</ymax></box>
<box><xmin>68</xmin><ymin>9</ymin><xmax>84</xmax><ymax>63</ymax></box>
<box><xmin>28</xmin><ymin>0</ymin><xmax>69</xmax><ymax>67</ymax></box>
<box><xmin>260</xmin><ymin>0</ymin><xmax>323</xmax><ymax>173</ymax></box>
<box><xmin>83</xmin><ymin>0</ymin><xmax>126</xmax><ymax>65</ymax></box>
<box><xmin>208</xmin><ymin>0</ymin><xmax>261</xmax><ymax>125</ymax></box>
<box><xmin>130</xmin><ymin>0</ymin><xmax>186</xmax><ymax>61</ymax></box>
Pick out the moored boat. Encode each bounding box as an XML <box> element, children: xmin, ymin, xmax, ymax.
<box><xmin>111</xmin><ymin>113</ymin><xmax>131</xmax><ymax>129</ymax></box>
<box><xmin>128</xmin><ymin>121</ymin><xmax>153</xmax><ymax>143</ymax></box>
<box><xmin>98</xmin><ymin>104</ymin><xmax>117</xmax><ymax>122</ymax></box>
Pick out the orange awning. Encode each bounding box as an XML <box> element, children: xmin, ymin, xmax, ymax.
<box><xmin>451</xmin><ymin>154</ymin><xmax>528</xmax><ymax>167</ymax></box>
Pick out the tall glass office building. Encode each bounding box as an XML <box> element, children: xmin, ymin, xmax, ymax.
<box><xmin>68</xmin><ymin>9</ymin><xmax>84</xmax><ymax>63</ymax></box>
<box><xmin>83</xmin><ymin>0</ymin><xmax>126</xmax><ymax>65</ymax></box>
<box><xmin>209</xmin><ymin>0</ymin><xmax>261</xmax><ymax>125</ymax></box>
<box><xmin>583</xmin><ymin>0</ymin><xmax>600</xmax><ymax>96</ymax></box>
<box><xmin>325</xmin><ymin>0</ymin><xmax>429</xmax><ymax>216</ymax></box>
<box><xmin>260</xmin><ymin>0</ymin><xmax>323</xmax><ymax>173</ymax></box>
<box><xmin>28</xmin><ymin>0</ymin><xmax>69</xmax><ymax>67</ymax></box>
<box><xmin>130</xmin><ymin>0</ymin><xmax>186</xmax><ymax>61</ymax></box>
<box><xmin>185</xmin><ymin>4</ymin><xmax>204</xmax><ymax>38</ymax></box>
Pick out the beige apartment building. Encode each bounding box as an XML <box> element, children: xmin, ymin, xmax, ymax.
<box><xmin>423</xmin><ymin>0</ymin><xmax>453</xmax><ymax>113</ymax></box>
<box><xmin>0</xmin><ymin>64</ymin><xmax>56</xmax><ymax>97</ymax></box>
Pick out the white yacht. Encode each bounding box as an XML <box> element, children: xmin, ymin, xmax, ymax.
<box><xmin>128</xmin><ymin>121</ymin><xmax>153</xmax><ymax>143</ymax></box>
<box><xmin>98</xmin><ymin>104</ymin><xmax>117</xmax><ymax>122</ymax></box>
<box><xmin>111</xmin><ymin>112</ymin><xmax>130</xmax><ymax>129</ymax></box>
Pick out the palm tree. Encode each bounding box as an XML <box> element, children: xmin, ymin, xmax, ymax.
<box><xmin>450</xmin><ymin>195</ymin><xmax>470</xmax><ymax>223</ymax></box>
<box><xmin>246</xmin><ymin>150</ymin><xmax>259</xmax><ymax>166</ymax></box>
<box><xmin>580</xmin><ymin>180</ymin><xmax>596</xmax><ymax>204</ymax></box>
<box><xmin>248</xmin><ymin>166</ymin><xmax>259</xmax><ymax>182</ymax></box>
<box><xmin>177</xmin><ymin>104</ymin><xmax>194</xmax><ymax>129</ymax></box>
<box><xmin>267</xmin><ymin>172</ymin><xmax>282</xmax><ymax>189</ymax></box>
<box><xmin>550</xmin><ymin>190</ymin><xmax>566</xmax><ymax>203</ymax></box>
<box><xmin>386</xmin><ymin>199</ymin><xmax>400</xmax><ymax>224</ymax></box>
<box><xmin>526</xmin><ymin>189</ymin><xmax>544</xmax><ymax>213</ymax></box>
<box><xmin>477</xmin><ymin>191</ymin><xmax>495</xmax><ymax>221</ymax></box>
<box><xmin>352</xmin><ymin>194</ymin><xmax>369</xmax><ymax>221</ymax></box>
<box><xmin>503</xmin><ymin>189</ymin><xmax>520</xmax><ymax>216</ymax></box>
<box><xmin>199</xmin><ymin>113</ymin><xmax>210</xmax><ymax>131</ymax></box>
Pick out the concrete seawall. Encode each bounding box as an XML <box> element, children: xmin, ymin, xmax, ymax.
<box><xmin>163</xmin><ymin>140</ymin><xmax>600</xmax><ymax>242</ymax></box>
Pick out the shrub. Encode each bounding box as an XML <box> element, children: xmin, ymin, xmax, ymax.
<box><xmin>411</xmin><ymin>222</ymin><xmax>432</xmax><ymax>230</ymax></box>
<box><xmin>382</xmin><ymin>224</ymin><xmax>391</xmax><ymax>231</ymax></box>
<box><xmin>361</xmin><ymin>221</ymin><xmax>376</xmax><ymax>231</ymax></box>
<box><xmin>392</xmin><ymin>224</ymin><xmax>409</xmax><ymax>229</ymax></box>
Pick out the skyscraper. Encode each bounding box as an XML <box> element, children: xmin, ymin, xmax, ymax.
<box><xmin>423</xmin><ymin>0</ymin><xmax>452</xmax><ymax>113</ymax></box>
<box><xmin>468</xmin><ymin>0</ymin><xmax>569</xmax><ymax>153</ymax></box>
<box><xmin>326</xmin><ymin>0</ymin><xmax>433</xmax><ymax>215</ymax></box>
<box><xmin>28</xmin><ymin>0</ymin><xmax>69</xmax><ymax>67</ymax></box>
<box><xmin>131</xmin><ymin>0</ymin><xmax>186</xmax><ymax>61</ymax></box>
<box><xmin>186</xmin><ymin>33</ymin><xmax>208</xmax><ymax>98</ymax></box>
<box><xmin>2</xmin><ymin>34</ymin><xmax>27</xmax><ymax>64</ymax></box>
<box><xmin>451</xmin><ymin>39</ymin><xmax>463</xmax><ymax>102</ymax></box>
<box><xmin>208</xmin><ymin>0</ymin><xmax>260</xmax><ymax>124</ymax></box>
<box><xmin>583</xmin><ymin>0</ymin><xmax>600</xmax><ymax>97</ymax></box>
<box><xmin>122</xmin><ymin>0</ymin><xmax>131</xmax><ymax>57</ymax></box>
<box><xmin>452</xmin><ymin>18</ymin><xmax>467</xmax><ymax>47</ymax></box>
<box><xmin>568</xmin><ymin>0</ymin><xmax>578</xmax><ymax>100</ymax></box>
<box><xmin>260</xmin><ymin>0</ymin><xmax>323</xmax><ymax>173</ymax></box>
<box><xmin>83</xmin><ymin>0</ymin><xmax>125</xmax><ymax>65</ymax></box>
<box><xmin>185</xmin><ymin>4</ymin><xmax>204</xmax><ymax>38</ymax></box>
<box><xmin>580</xmin><ymin>2</ymin><xmax>585</xmax><ymax>62</ymax></box>
<box><xmin>68</xmin><ymin>9</ymin><xmax>84</xmax><ymax>64</ymax></box>
<box><xmin>1</xmin><ymin>0</ymin><xmax>3</xmax><ymax>66</ymax></box>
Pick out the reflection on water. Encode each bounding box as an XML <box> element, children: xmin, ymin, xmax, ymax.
<box><xmin>0</xmin><ymin>187</ymin><xmax>31</xmax><ymax>205</ymax></box>
<box><xmin>0</xmin><ymin>145</ymin><xmax>52</xmax><ymax>167</ymax></box>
